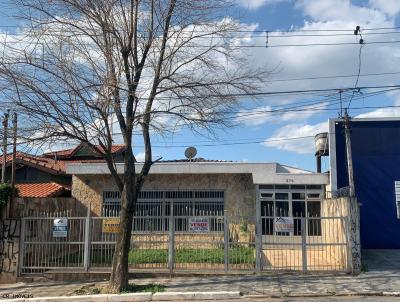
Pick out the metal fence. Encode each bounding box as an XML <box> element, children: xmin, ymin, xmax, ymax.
<box><xmin>19</xmin><ymin>209</ymin><xmax>350</xmax><ymax>275</ymax></box>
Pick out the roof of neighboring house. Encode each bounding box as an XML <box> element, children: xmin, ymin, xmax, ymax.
<box><xmin>16</xmin><ymin>182</ymin><xmax>71</xmax><ymax>198</ymax></box>
<box><xmin>2</xmin><ymin>152</ymin><xmax>67</xmax><ymax>174</ymax></box>
<box><xmin>159</xmin><ymin>158</ymin><xmax>232</xmax><ymax>163</ymax></box>
<box><xmin>43</xmin><ymin>143</ymin><xmax>126</xmax><ymax>159</ymax></box>
<box><xmin>0</xmin><ymin>143</ymin><xmax>127</xmax><ymax>175</ymax></box>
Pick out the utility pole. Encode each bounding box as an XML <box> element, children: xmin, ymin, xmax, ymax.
<box><xmin>344</xmin><ymin>110</ymin><xmax>355</xmax><ymax>197</ymax></box>
<box><xmin>9</xmin><ymin>112</ymin><xmax>17</xmax><ymax>217</ymax></box>
<box><xmin>2</xmin><ymin>110</ymin><xmax>9</xmax><ymax>183</ymax></box>
<box><xmin>343</xmin><ymin>110</ymin><xmax>361</xmax><ymax>274</ymax></box>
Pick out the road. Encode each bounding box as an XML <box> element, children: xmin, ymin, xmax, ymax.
<box><xmin>212</xmin><ymin>297</ymin><xmax>400</xmax><ymax>302</ymax></box>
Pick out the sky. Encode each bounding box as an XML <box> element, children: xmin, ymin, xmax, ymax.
<box><xmin>2</xmin><ymin>0</ymin><xmax>400</xmax><ymax>171</ymax></box>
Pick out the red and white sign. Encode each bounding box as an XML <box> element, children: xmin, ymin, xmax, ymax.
<box><xmin>274</xmin><ymin>217</ymin><xmax>294</xmax><ymax>233</ymax></box>
<box><xmin>188</xmin><ymin>217</ymin><xmax>210</xmax><ymax>233</ymax></box>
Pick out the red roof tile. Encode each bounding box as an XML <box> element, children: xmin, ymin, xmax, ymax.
<box><xmin>1</xmin><ymin>151</ymin><xmax>118</xmax><ymax>175</ymax></box>
<box><xmin>43</xmin><ymin>144</ymin><xmax>126</xmax><ymax>159</ymax></box>
<box><xmin>16</xmin><ymin>182</ymin><xmax>70</xmax><ymax>198</ymax></box>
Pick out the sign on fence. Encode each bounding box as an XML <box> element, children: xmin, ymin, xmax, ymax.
<box><xmin>53</xmin><ymin>218</ymin><xmax>68</xmax><ymax>237</ymax></box>
<box><xmin>274</xmin><ymin>217</ymin><xmax>294</xmax><ymax>233</ymax></box>
<box><xmin>102</xmin><ymin>218</ymin><xmax>120</xmax><ymax>233</ymax></box>
<box><xmin>188</xmin><ymin>217</ymin><xmax>209</xmax><ymax>233</ymax></box>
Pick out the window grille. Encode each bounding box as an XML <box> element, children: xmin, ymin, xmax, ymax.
<box><xmin>102</xmin><ymin>190</ymin><xmax>225</xmax><ymax>231</ymax></box>
<box><xmin>260</xmin><ymin>185</ymin><xmax>323</xmax><ymax>236</ymax></box>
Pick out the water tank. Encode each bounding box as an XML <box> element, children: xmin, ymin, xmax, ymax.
<box><xmin>314</xmin><ymin>132</ymin><xmax>329</xmax><ymax>156</ymax></box>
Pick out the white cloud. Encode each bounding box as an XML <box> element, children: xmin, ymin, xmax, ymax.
<box><xmin>295</xmin><ymin>0</ymin><xmax>388</xmax><ymax>23</ymax></box>
<box><xmin>236</xmin><ymin>103</ymin><xmax>326</xmax><ymax>126</ymax></box>
<box><xmin>369</xmin><ymin>0</ymin><xmax>400</xmax><ymax>17</ymax></box>
<box><xmin>263</xmin><ymin>121</ymin><xmax>328</xmax><ymax>153</ymax></box>
<box><xmin>243</xmin><ymin>0</ymin><xmax>400</xmax><ymax>154</ymax></box>
<box><xmin>355</xmin><ymin>91</ymin><xmax>400</xmax><ymax>118</ymax></box>
<box><xmin>135</xmin><ymin>152</ymin><xmax>146</xmax><ymax>162</ymax></box>
<box><xmin>355</xmin><ymin>108</ymin><xmax>400</xmax><ymax>118</ymax></box>
<box><xmin>236</xmin><ymin>0</ymin><xmax>286</xmax><ymax>10</ymax></box>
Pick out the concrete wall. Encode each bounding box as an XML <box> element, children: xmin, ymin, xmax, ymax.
<box><xmin>72</xmin><ymin>173</ymin><xmax>256</xmax><ymax>219</ymax></box>
<box><xmin>13</xmin><ymin>197</ymin><xmax>85</xmax><ymax>217</ymax></box>
<box><xmin>0</xmin><ymin>219</ymin><xmax>20</xmax><ymax>284</ymax></box>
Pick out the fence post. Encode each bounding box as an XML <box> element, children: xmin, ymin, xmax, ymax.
<box><xmin>255</xmin><ymin>185</ymin><xmax>262</xmax><ymax>272</ymax></box>
<box><xmin>301</xmin><ymin>217</ymin><xmax>307</xmax><ymax>273</ymax></box>
<box><xmin>83</xmin><ymin>214</ymin><xmax>91</xmax><ymax>272</ymax></box>
<box><xmin>168</xmin><ymin>201</ymin><xmax>174</xmax><ymax>274</ymax></box>
<box><xmin>18</xmin><ymin>218</ymin><xmax>25</xmax><ymax>276</ymax></box>
<box><xmin>224</xmin><ymin>210</ymin><xmax>229</xmax><ymax>272</ymax></box>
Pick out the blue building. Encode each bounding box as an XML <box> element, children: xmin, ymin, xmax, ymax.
<box><xmin>329</xmin><ymin>118</ymin><xmax>400</xmax><ymax>249</ymax></box>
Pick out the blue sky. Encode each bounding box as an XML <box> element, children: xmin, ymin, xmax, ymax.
<box><xmin>147</xmin><ymin>0</ymin><xmax>400</xmax><ymax>171</ymax></box>
<box><xmin>2</xmin><ymin>0</ymin><xmax>400</xmax><ymax>171</ymax></box>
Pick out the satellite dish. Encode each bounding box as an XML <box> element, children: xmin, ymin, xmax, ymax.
<box><xmin>185</xmin><ymin>146</ymin><xmax>197</xmax><ymax>160</ymax></box>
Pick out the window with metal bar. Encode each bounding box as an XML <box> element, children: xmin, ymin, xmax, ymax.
<box><xmin>102</xmin><ymin>190</ymin><xmax>224</xmax><ymax>231</ymax></box>
<box><xmin>395</xmin><ymin>181</ymin><xmax>400</xmax><ymax>219</ymax></box>
<box><xmin>259</xmin><ymin>185</ymin><xmax>323</xmax><ymax>236</ymax></box>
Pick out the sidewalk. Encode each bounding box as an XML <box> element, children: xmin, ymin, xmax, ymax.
<box><xmin>1</xmin><ymin>270</ymin><xmax>400</xmax><ymax>299</ymax></box>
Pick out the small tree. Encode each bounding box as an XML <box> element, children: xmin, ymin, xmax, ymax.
<box><xmin>0</xmin><ymin>0</ymin><xmax>268</xmax><ymax>292</ymax></box>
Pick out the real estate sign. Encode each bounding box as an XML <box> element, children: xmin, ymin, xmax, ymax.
<box><xmin>53</xmin><ymin>218</ymin><xmax>68</xmax><ymax>237</ymax></box>
<box><xmin>188</xmin><ymin>217</ymin><xmax>210</xmax><ymax>233</ymax></box>
<box><xmin>274</xmin><ymin>217</ymin><xmax>294</xmax><ymax>233</ymax></box>
<box><xmin>102</xmin><ymin>218</ymin><xmax>121</xmax><ymax>233</ymax></box>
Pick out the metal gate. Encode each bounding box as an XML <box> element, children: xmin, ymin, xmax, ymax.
<box><xmin>19</xmin><ymin>191</ymin><xmax>349</xmax><ymax>275</ymax></box>
<box><xmin>20</xmin><ymin>215</ymin><xmax>87</xmax><ymax>274</ymax></box>
<box><xmin>259</xmin><ymin>215</ymin><xmax>349</xmax><ymax>272</ymax></box>
<box><xmin>19</xmin><ymin>212</ymin><xmax>257</xmax><ymax>274</ymax></box>
<box><xmin>256</xmin><ymin>186</ymin><xmax>350</xmax><ymax>272</ymax></box>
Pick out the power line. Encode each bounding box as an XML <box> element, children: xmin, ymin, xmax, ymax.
<box><xmin>3</xmin><ymin>37</ymin><xmax>400</xmax><ymax>48</ymax></box>
<box><xmin>346</xmin><ymin>26</ymin><xmax>364</xmax><ymax>113</ymax></box>
<box><xmin>267</xmin><ymin>71</ymin><xmax>400</xmax><ymax>83</ymax></box>
<box><xmin>1</xmin><ymin>24</ymin><xmax>400</xmax><ymax>32</ymax></box>
<box><xmin>0</xmin><ymin>85</ymin><xmax>397</xmax><ymax>108</ymax></box>
<box><xmin>120</xmin><ymin>103</ymin><xmax>400</xmax><ymax>148</ymax></box>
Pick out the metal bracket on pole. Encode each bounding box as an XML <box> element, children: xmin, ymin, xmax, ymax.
<box><xmin>168</xmin><ymin>201</ymin><xmax>174</xmax><ymax>274</ymax></box>
<box><xmin>255</xmin><ymin>185</ymin><xmax>262</xmax><ymax>272</ymax></box>
<box><xmin>224</xmin><ymin>210</ymin><xmax>229</xmax><ymax>272</ymax></box>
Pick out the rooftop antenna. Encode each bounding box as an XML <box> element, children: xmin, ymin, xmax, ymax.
<box><xmin>184</xmin><ymin>146</ymin><xmax>197</xmax><ymax>162</ymax></box>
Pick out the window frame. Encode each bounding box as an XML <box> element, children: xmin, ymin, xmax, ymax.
<box><xmin>259</xmin><ymin>184</ymin><xmax>323</xmax><ymax>236</ymax></box>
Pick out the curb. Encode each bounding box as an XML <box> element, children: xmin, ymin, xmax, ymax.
<box><xmin>245</xmin><ymin>291</ymin><xmax>400</xmax><ymax>299</ymax></box>
<box><xmin>0</xmin><ymin>291</ymin><xmax>242</xmax><ymax>302</ymax></box>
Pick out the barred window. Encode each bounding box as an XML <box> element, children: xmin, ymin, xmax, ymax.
<box><xmin>260</xmin><ymin>185</ymin><xmax>323</xmax><ymax>236</ymax></box>
<box><xmin>102</xmin><ymin>190</ymin><xmax>225</xmax><ymax>232</ymax></box>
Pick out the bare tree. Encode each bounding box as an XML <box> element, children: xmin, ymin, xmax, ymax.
<box><xmin>0</xmin><ymin>0</ymin><xmax>268</xmax><ymax>292</ymax></box>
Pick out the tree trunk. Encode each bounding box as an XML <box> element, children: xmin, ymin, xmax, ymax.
<box><xmin>108</xmin><ymin>153</ymin><xmax>137</xmax><ymax>293</ymax></box>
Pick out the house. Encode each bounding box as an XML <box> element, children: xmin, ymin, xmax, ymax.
<box><xmin>328</xmin><ymin>117</ymin><xmax>400</xmax><ymax>249</ymax></box>
<box><xmin>1</xmin><ymin>143</ymin><xmax>126</xmax><ymax>198</ymax></box>
<box><xmin>65</xmin><ymin>160</ymin><xmax>352</xmax><ymax>271</ymax></box>
<box><xmin>66</xmin><ymin>160</ymin><xmax>329</xmax><ymax>218</ymax></box>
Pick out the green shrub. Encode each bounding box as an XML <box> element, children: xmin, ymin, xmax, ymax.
<box><xmin>0</xmin><ymin>183</ymin><xmax>18</xmax><ymax>208</ymax></box>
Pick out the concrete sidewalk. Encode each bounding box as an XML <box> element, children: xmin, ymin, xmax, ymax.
<box><xmin>1</xmin><ymin>270</ymin><xmax>400</xmax><ymax>299</ymax></box>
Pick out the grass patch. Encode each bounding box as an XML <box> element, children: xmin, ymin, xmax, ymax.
<box><xmin>70</xmin><ymin>284</ymin><xmax>101</xmax><ymax>296</ymax></box>
<box><xmin>121</xmin><ymin>284</ymin><xmax>165</xmax><ymax>293</ymax></box>
<box><xmin>128</xmin><ymin>246</ymin><xmax>255</xmax><ymax>264</ymax></box>
<box><xmin>70</xmin><ymin>283</ymin><xmax>164</xmax><ymax>296</ymax></box>
<box><xmin>129</xmin><ymin>249</ymin><xmax>167</xmax><ymax>264</ymax></box>
<box><xmin>56</xmin><ymin>246</ymin><xmax>255</xmax><ymax>265</ymax></box>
